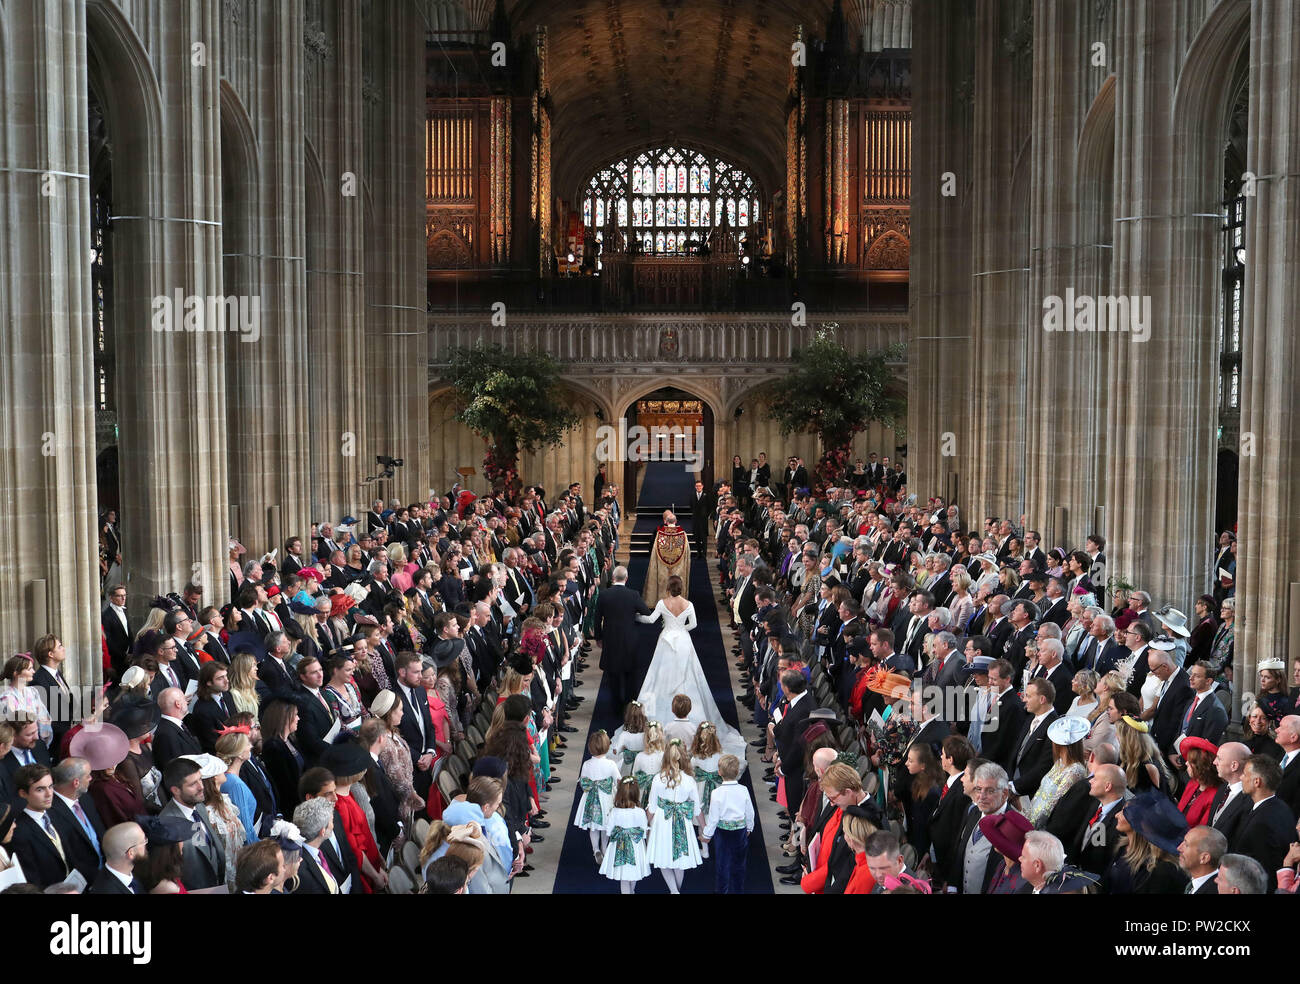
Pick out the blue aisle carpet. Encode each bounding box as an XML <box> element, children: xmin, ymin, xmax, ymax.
<box><xmin>638</xmin><ymin>459</ymin><xmax>697</xmax><ymax>510</ymax></box>
<box><xmin>551</xmin><ymin>554</ymin><xmax>774</xmax><ymax>893</ymax></box>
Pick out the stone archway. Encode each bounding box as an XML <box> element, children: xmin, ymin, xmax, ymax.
<box><xmin>618</xmin><ymin>385</ymin><xmax>717</xmax><ymax>514</ymax></box>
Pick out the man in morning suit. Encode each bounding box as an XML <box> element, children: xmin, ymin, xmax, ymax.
<box><xmin>1076</xmin><ymin>764</ymin><xmax>1127</xmax><ymax>875</ymax></box>
<box><xmin>102</xmin><ymin>584</ymin><xmax>132</xmax><ymax>680</ymax></box>
<box><xmin>1230</xmin><ymin>755</ymin><xmax>1296</xmax><ymax>892</ymax></box>
<box><xmin>3</xmin><ymin>719</ymin><xmax>53</xmax><ymax>782</ymax></box>
<box><xmin>1008</xmin><ymin>679</ymin><xmax>1059</xmax><ymax>799</ymax></box>
<box><xmin>1274</xmin><ymin>715</ymin><xmax>1300</xmax><ymax>816</ymax></box>
<box><xmin>10</xmin><ymin>765</ymin><xmax>71</xmax><ymax>888</ymax></box>
<box><xmin>1177</xmin><ymin>825</ymin><xmax>1226</xmax><ymax>895</ymax></box>
<box><xmin>86</xmin><ymin>822</ymin><xmax>147</xmax><ymax>894</ymax></box>
<box><xmin>1144</xmin><ymin>645</ymin><xmax>1194</xmax><ymax>763</ymax></box>
<box><xmin>689</xmin><ymin>480</ymin><xmax>716</xmax><ymax>557</ymax></box>
<box><xmin>1208</xmin><ymin>742</ymin><xmax>1253</xmax><ymax>845</ymax></box>
<box><xmin>159</xmin><ymin>757</ymin><xmax>226</xmax><ymax>889</ymax></box>
<box><xmin>593</xmin><ymin>566</ymin><xmax>653</xmax><ymax>708</ymax></box>
<box><xmin>979</xmin><ymin>660</ymin><xmax>1027</xmax><ymax>774</ymax></box>
<box><xmin>392</xmin><ymin>652</ymin><xmax>439</xmax><ymax>803</ymax></box>
<box><xmin>49</xmin><ymin>758</ymin><xmax>106</xmax><ymax>883</ymax></box>
<box><xmin>151</xmin><ymin>689</ymin><xmax>203</xmax><ymax>771</ymax></box>
<box><xmin>292</xmin><ymin>796</ymin><xmax>343</xmax><ymax>894</ymax></box>
<box><xmin>772</xmin><ymin>670</ymin><xmax>817</xmax><ymax>818</ymax></box>
<box><xmin>955</xmin><ymin>762</ymin><xmax>1017</xmax><ymax>894</ymax></box>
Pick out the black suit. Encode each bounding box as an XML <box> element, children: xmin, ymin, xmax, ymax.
<box><xmin>294</xmin><ymin>846</ymin><xmax>341</xmax><ymax>894</ymax></box>
<box><xmin>1209</xmin><ymin>786</ymin><xmax>1251</xmax><ymax>845</ymax></box>
<box><xmin>1277</xmin><ymin>752</ymin><xmax>1300</xmax><ymax>817</ymax></box>
<box><xmin>980</xmin><ymin>688</ymin><xmax>1027</xmax><ymax>774</ymax></box>
<box><xmin>101</xmin><ymin>605</ymin><xmax>132</xmax><ymax>678</ymax></box>
<box><xmin>11</xmin><ymin>811</ymin><xmax>71</xmax><ymax>887</ymax></box>
<box><xmin>593</xmin><ymin>585</ymin><xmax>652</xmax><ymax>707</ymax></box>
<box><xmin>1076</xmin><ymin>801</ymin><xmax>1123</xmax><ymax>876</ymax></box>
<box><xmin>1149</xmin><ymin>670</ymin><xmax>1195</xmax><ymax>761</ymax></box>
<box><xmin>33</xmin><ymin>665</ymin><xmax>75</xmax><ymax>748</ymax></box>
<box><xmin>774</xmin><ymin>694</ymin><xmax>816</xmax><ymax>814</ymax></box>
<box><xmin>929</xmin><ymin>779</ymin><xmax>972</xmax><ymax>888</ymax></box>
<box><xmin>394</xmin><ymin>684</ymin><xmax>437</xmax><ymax>801</ymax></box>
<box><xmin>367</xmin><ymin>761</ymin><xmax>402</xmax><ymax>856</ymax></box>
<box><xmin>323</xmin><ymin>810</ymin><xmax>363</xmax><ymax>894</ymax></box>
<box><xmin>1009</xmin><ymin>710</ymin><xmax>1059</xmax><ymax>798</ymax></box>
<box><xmin>1192</xmin><ymin>875</ymin><xmax>1219</xmax><ymax>894</ymax></box>
<box><xmin>3</xmin><ymin>743</ymin><xmax>53</xmax><ymax>785</ymax></box>
<box><xmin>294</xmin><ymin>688</ymin><xmax>338</xmax><ymax>767</ymax></box>
<box><xmin>186</xmin><ymin>694</ymin><xmax>234</xmax><ymax>753</ymax></box>
<box><xmin>86</xmin><ymin>867</ymin><xmax>139</xmax><ymax>894</ymax></box>
<box><xmin>1181</xmin><ymin>692</ymin><xmax>1229</xmax><ymax>746</ymax></box>
<box><xmin>1038</xmin><ymin>596</ymin><xmax>1070</xmax><ymax>628</ymax></box>
<box><xmin>1035</xmin><ymin>663</ymin><xmax>1075</xmax><ymax>717</ymax></box>
<box><xmin>150</xmin><ymin>717</ymin><xmax>202</xmax><ymax>771</ymax></box>
<box><xmin>240</xmin><ymin>755</ymin><xmax>278</xmax><ymax>835</ymax></box>
<box><xmin>49</xmin><ymin>794</ymin><xmax>106</xmax><ymax>882</ymax></box>
<box><xmin>1230</xmin><ymin>796</ymin><xmax>1296</xmax><ymax>892</ymax></box>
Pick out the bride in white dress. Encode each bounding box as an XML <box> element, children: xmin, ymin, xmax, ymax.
<box><xmin>634</xmin><ymin>577</ymin><xmax>749</xmax><ymax>763</ymax></box>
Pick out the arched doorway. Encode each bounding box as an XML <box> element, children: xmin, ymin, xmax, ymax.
<box><xmin>622</xmin><ymin>387</ymin><xmax>715</xmax><ymax>515</ymax></box>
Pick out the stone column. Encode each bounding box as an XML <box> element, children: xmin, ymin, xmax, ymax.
<box><xmin>224</xmin><ymin>0</ymin><xmax>312</xmax><ymax>557</ymax></box>
<box><xmin>305</xmin><ymin>0</ymin><xmax>366</xmax><ymax>523</ymax></box>
<box><xmin>1236</xmin><ymin>0</ymin><xmax>1300</xmax><ymax>695</ymax></box>
<box><xmin>0</xmin><ymin>0</ymin><xmax>101</xmax><ymax>685</ymax></box>
<box><xmin>966</xmin><ymin>0</ymin><xmax>1032</xmax><ymax>528</ymax></box>
<box><xmin>1024</xmin><ymin>0</ymin><xmax>1115</xmax><ymax>550</ymax></box>
<box><xmin>909</xmin><ymin>0</ymin><xmax>973</xmax><ymax>512</ymax></box>
<box><xmin>1104</xmin><ymin>1</ymin><xmax>1223</xmax><ymax>608</ymax></box>
<box><xmin>364</xmin><ymin>0</ymin><xmax>429</xmax><ymax>505</ymax></box>
<box><xmin>88</xmin><ymin>0</ymin><xmax>230</xmax><ymax>618</ymax></box>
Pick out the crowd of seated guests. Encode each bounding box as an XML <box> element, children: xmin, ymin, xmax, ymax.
<box><xmin>709</xmin><ymin>448</ymin><xmax>1299</xmax><ymax>895</ymax></box>
<box><xmin>1</xmin><ymin>480</ymin><xmax>620</xmax><ymax>894</ymax></box>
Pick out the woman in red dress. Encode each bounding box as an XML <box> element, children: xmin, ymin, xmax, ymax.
<box><xmin>1176</xmin><ymin>737</ymin><xmax>1221</xmax><ymax>827</ymax></box>
<box><xmin>321</xmin><ymin>743</ymin><xmax>388</xmax><ymax>893</ymax></box>
<box><xmin>71</xmin><ymin>722</ymin><xmax>147</xmax><ymax>827</ymax></box>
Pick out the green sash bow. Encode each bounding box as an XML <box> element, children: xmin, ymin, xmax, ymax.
<box><xmin>695</xmin><ymin>768</ymin><xmax>721</xmax><ymax>813</ymax></box>
<box><xmin>621</xmin><ymin>748</ymin><xmax>638</xmax><ymax>768</ymax></box>
<box><xmin>656</xmin><ymin>797</ymin><xmax>696</xmax><ymax>861</ymax></box>
<box><xmin>634</xmin><ymin>770</ymin><xmax>652</xmax><ymax>807</ymax></box>
<box><xmin>609</xmin><ymin>825</ymin><xmax>644</xmax><ymax>866</ymax></box>
<box><xmin>579</xmin><ymin>775</ymin><xmax>615</xmax><ymax>826</ymax></box>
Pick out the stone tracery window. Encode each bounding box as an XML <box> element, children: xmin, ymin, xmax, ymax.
<box><xmin>583</xmin><ymin>147</ymin><xmax>760</xmax><ymax>256</ymax></box>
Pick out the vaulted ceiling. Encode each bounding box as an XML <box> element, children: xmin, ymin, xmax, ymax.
<box><xmin>505</xmin><ymin>0</ymin><xmax>841</xmax><ymax>202</ymax></box>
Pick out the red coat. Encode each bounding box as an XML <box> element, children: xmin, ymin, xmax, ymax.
<box><xmin>1178</xmin><ymin>780</ymin><xmax>1219</xmax><ymax>828</ymax></box>
<box><xmin>843</xmin><ymin>852</ymin><xmax>878</xmax><ymax>895</ymax></box>
<box><xmin>800</xmin><ymin>808</ymin><xmax>843</xmax><ymax>894</ymax></box>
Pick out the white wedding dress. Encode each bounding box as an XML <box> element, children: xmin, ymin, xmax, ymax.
<box><xmin>634</xmin><ymin>600</ymin><xmax>748</xmax><ymax>762</ymax></box>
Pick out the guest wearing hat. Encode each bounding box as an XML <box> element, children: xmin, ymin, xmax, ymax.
<box><xmin>104</xmin><ymin>700</ymin><xmax>162</xmax><ymax>814</ymax></box>
<box><xmin>1027</xmin><ymin>716</ymin><xmax>1089</xmax><ymax>827</ymax></box>
<box><xmin>134</xmin><ymin>813</ymin><xmax>202</xmax><ymax>894</ymax></box>
<box><xmin>75</xmin><ymin>723</ymin><xmax>147</xmax><ymax>828</ymax></box>
<box><xmin>368</xmin><ymin>690</ymin><xmax>425</xmax><ymax>830</ymax></box>
<box><xmin>1255</xmin><ymin>657</ymin><xmax>1292</xmax><ymax>727</ymax></box>
<box><xmin>1176</xmin><ymin>736</ymin><xmax>1222</xmax><ymax>827</ymax></box>
<box><xmin>268</xmin><ymin>818</ymin><xmax>304</xmax><ymax>893</ymax></box>
<box><xmin>980</xmin><ymin>808</ymin><xmax>1035</xmax><ymax>894</ymax></box>
<box><xmin>178</xmin><ymin>753</ymin><xmax>242</xmax><ymax>892</ymax></box>
<box><xmin>1103</xmin><ymin>791</ymin><xmax>1191</xmax><ymax>894</ymax></box>
<box><xmin>320</xmin><ymin>736</ymin><xmax>388</xmax><ymax>893</ymax></box>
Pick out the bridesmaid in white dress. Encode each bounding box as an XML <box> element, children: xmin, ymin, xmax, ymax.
<box><xmin>645</xmin><ymin>740</ymin><xmax>702</xmax><ymax>894</ymax></box>
<box><xmin>635</xmin><ymin>576</ymin><xmax>748</xmax><ymax>760</ymax></box>
<box><xmin>575</xmin><ymin>730</ymin><xmax>622</xmax><ymax>865</ymax></box>
<box><xmin>599</xmin><ymin>777</ymin><xmax>651</xmax><ymax>894</ymax></box>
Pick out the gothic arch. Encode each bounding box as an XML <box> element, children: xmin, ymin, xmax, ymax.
<box><xmin>86</xmin><ymin>0</ymin><xmax>164</xmax><ymax>218</ymax></box>
<box><xmin>1077</xmin><ymin>74</ymin><xmax>1116</xmax><ymax>246</ymax></box>
<box><xmin>616</xmin><ymin>376</ymin><xmax>722</xmax><ymax>418</ymax></box>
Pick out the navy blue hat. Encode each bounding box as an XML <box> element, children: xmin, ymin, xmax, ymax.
<box><xmin>341</xmin><ymin>516</ymin><xmax>358</xmax><ymax>525</ymax></box>
<box><xmin>138</xmin><ymin>814</ymin><xmax>200</xmax><ymax>846</ymax></box>
<box><xmin>471</xmin><ymin>756</ymin><xmax>507</xmax><ymax>779</ymax></box>
<box><xmin>290</xmin><ymin>600</ymin><xmax>318</xmax><ymax>616</ymax></box>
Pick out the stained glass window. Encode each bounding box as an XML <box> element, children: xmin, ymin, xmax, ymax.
<box><xmin>582</xmin><ymin>147</ymin><xmax>760</xmax><ymax>254</ymax></box>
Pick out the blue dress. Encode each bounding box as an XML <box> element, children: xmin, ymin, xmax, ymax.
<box><xmin>221</xmin><ymin>772</ymin><xmax>260</xmax><ymax>836</ymax></box>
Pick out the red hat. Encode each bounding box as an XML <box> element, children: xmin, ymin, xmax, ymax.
<box><xmin>1178</xmin><ymin>735</ymin><xmax>1218</xmax><ymax>759</ymax></box>
<box><xmin>266</xmin><ymin>585</ymin><xmax>281</xmax><ymax>598</ymax></box>
<box><xmin>979</xmin><ymin>809</ymin><xmax>1033</xmax><ymax>861</ymax></box>
<box><xmin>299</xmin><ymin>568</ymin><xmax>323</xmax><ymax>583</ymax></box>
<box><xmin>330</xmin><ymin>593</ymin><xmax>356</xmax><ymax>618</ymax></box>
